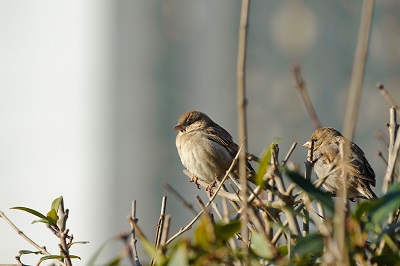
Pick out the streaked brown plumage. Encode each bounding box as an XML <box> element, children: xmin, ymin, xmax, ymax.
<box><xmin>174</xmin><ymin>111</ymin><xmax>255</xmax><ymax>185</ymax></box>
<box><xmin>303</xmin><ymin>127</ymin><xmax>377</xmax><ymax>199</ymax></box>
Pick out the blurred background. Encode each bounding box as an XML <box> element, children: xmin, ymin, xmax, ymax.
<box><xmin>0</xmin><ymin>0</ymin><xmax>399</xmax><ymax>264</ymax></box>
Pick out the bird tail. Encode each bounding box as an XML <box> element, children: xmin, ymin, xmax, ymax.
<box><xmin>363</xmin><ymin>186</ymin><xmax>378</xmax><ymax>199</ymax></box>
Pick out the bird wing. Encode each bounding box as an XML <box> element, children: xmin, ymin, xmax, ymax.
<box><xmin>320</xmin><ymin>138</ymin><xmax>376</xmax><ymax>187</ymax></box>
<box><xmin>350</xmin><ymin>142</ymin><xmax>376</xmax><ymax>187</ymax></box>
<box><xmin>203</xmin><ymin>123</ymin><xmax>255</xmax><ymax>173</ymax></box>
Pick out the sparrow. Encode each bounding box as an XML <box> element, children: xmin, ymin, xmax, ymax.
<box><xmin>174</xmin><ymin>111</ymin><xmax>255</xmax><ymax>188</ymax></box>
<box><xmin>303</xmin><ymin>127</ymin><xmax>377</xmax><ymax>200</ymax></box>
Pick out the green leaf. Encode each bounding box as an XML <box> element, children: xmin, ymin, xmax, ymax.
<box><xmin>293</xmin><ymin>233</ymin><xmax>323</xmax><ymax>257</ymax></box>
<box><xmin>194</xmin><ymin>218</ymin><xmax>211</xmax><ymax>250</ymax></box>
<box><xmin>256</xmin><ymin>145</ymin><xmax>272</xmax><ymax>188</ymax></box>
<box><xmin>70</xmin><ymin>241</ymin><xmax>90</xmax><ymax>246</ymax></box>
<box><xmin>284</xmin><ymin>168</ymin><xmax>334</xmax><ymax>212</ymax></box>
<box><xmin>168</xmin><ymin>243</ymin><xmax>188</xmax><ymax>266</ymax></box>
<box><xmin>353</xmin><ymin>201</ymin><xmax>377</xmax><ymax>219</ymax></box>
<box><xmin>136</xmin><ymin>228</ymin><xmax>166</xmax><ymax>265</ymax></box>
<box><xmin>19</xmin><ymin>250</ymin><xmax>41</xmax><ymax>255</ymax></box>
<box><xmin>11</xmin><ymin>207</ymin><xmax>47</xmax><ymax>220</ymax></box>
<box><xmin>11</xmin><ymin>198</ymin><xmax>61</xmax><ymax>225</ymax></box>
<box><xmin>355</xmin><ymin>183</ymin><xmax>400</xmax><ymax>226</ymax></box>
<box><xmin>372</xmin><ymin>253</ymin><xmax>400</xmax><ymax>265</ymax></box>
<box><xmin>46</xmin><ymin>208</ymin><xmax>58</xmax><ymax>225</ymax></box>
<box><xmin>255</xmin><ymin>140</ymin><xmax>282</xmax><ymax>188</ymax></box>
<box><xmin>250</xmin><ymin>231</ymin><xmax>274</xmax><ymax>259</ymax></box>
<box><xmin>51</xmin><ymin>196</ymin><xmax>63</xmax><ymax>214</ymax></box>
<box><xmin>370</xmin><ymin>183</ymin><xmax>400</xmax><ymax>225</ymax></box>
<box><xmin>106</xmin><ymin>255</ymin><xmax>123</xmax><ymax>266</ymax></box>
<box><xmin>278</xmin><ymin>245</ymin><xmax>288</xmax><ymax>256</ymax></box>
<box><xmin>32</xmin><ymin>218</ymin><xmax>53</xmax><ymax>225</ymax></box>
<box><xmin>214</xmin><ymin>219</ymin><xmax>241</xmax><ymax>241</ymax></box>
<box><xmin>38</xmin><ymin>255</ymin><xmax>80</xmax><ymax>265</ymax></box>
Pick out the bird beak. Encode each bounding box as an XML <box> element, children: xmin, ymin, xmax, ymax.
<box><xmin>303</xmin><ymin>141</ymin><xmax>311</xmax><ymax>149</ymax></box>
<box><xmin>174</xmin><ymin>124</ymin><xmax>185</xmax><ymax>131</ymax></box>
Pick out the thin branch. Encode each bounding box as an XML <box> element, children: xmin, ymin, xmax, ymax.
<box><xmin>272</xmin><ymin>203</ymin><xmax>305</xmax><ymax>245</ymax></box>
<box><xmin>128</xmin><ymin>217</ymin><xmax>155</xmax><ymax>261</ymax></box>
<box><xmin>129</xmin><ymin>200</ymin><xmax>141</xmax><ymax>266</ymax></box>
<box><xmin>332</xmin><ymin>142</ymin><xmax>350</xmax><ymax>265</ymax></box>
<box><xmin>376</xmin><ymin>83</ymin><xmax>399</xmax><ymax>109</ymax></box>
<box><xmin>292</xmin><ymin>64</ymin><xmax>322</xmax><ymax>130</ymax></box>
<box><xmin>182</xmin><ymin>170</ymin><xmax>246</xmax><ymax>203</ymax></box>
<box><xmin>377</xmin><ymin>150</ymin><xmax>388</xmax><ymax>166</ymax></box>
<box><xmin>207</xmin><ymin>194</ymin><xmax>224</xmax><ymax>222</ymax></box>
<box><xmin>383</xmin><ymin>108</ymin><xmax>400</xmax><ymax>193</ymax></box>
<box><xmin>195</xmin><ymin>196</ymin><xmax>216</xmax><ymax>243</ymax></box>
<box><xmin>0</xmin><ymin>211</ymin><xmax>67</xmax><ymax>266</ymax></box>
<box><xmin>270</xmin><ymin>145</ymin><xmax>300</xmax><ymax>238</ymax></box>
<box><xmin>282</xmin><ymin>142</ymin><xmax>298</xmax><ymax>166</ymax></box>
<box><xmin>150</xmin><ymin>196</ymin><xmax>167</xmax><ymax>266</ymax></box>
<box><xmin>303</xmin><ymin>161</ymin><xmax>311</xmax><ymax>237</ymax></box>
<box><xmin>237</xmin><ymin>0</ymin><xmax>251</xmax><ymax>260</ymax></box>
<box><xmin>57</xmin><ymin>198</ymin><xmax>72</xmax><ymax>266</ymax></box>
<box><xmin>155</xmin><ymin>197</ymin><xmax>167</xmax><ymax>248</ymax></box>
<box><xmin>342</xmin><ymin>0</ymin><xmax>374</xmax><ymax>141</ymax></box>
<box><xmin>374</xmin><ymin>129</ymin><xmax>389</xmax><ymax>147</ymax></box>
<box><xmin>160</xmin><ymin>214</ymin><xmax>171</xmax><ymax>247</ymax></box>
<box><xmin>247</xmin><ymin>152</ymin><xmax>260</xmax><ymax>163</ymax></box>
<box><xmin>164</xmin><ymin>183</ymin><xmax>197</xmax><ymax>215</ymax></box>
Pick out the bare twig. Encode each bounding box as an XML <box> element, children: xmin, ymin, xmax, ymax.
<box><xmin>332</xmin><ymin>142</ymin><xmax>350</xmax><ymax>265</ymax></box>
<box><xmin>208</xmin><ymin>195</ymin><xmax>226</xmax><ymax>223</ymax></box>
<box><xmin>376</xmin><ymin>108</ymin><xmax>400</xmax><ymax>255</ymax></box>
<box><xmin>271</xmin><ymin>202</ymin><xmax>305</xmax><ymax>245</ymax></box>
<box><xmin>342</xmin><ymin>0</ymin><xmax>374</xmax><ymax>141</ymax></box>
<box><xmin>160</xmin><ymin>214</ymin><xmax>171</xmax><ymax>246</ymax></box>
<box><xmin>154</xmin><ymin>197</ymin><xmax>167</xmax><ymax>254</ymax></box>
<box><xmin>270</xmin><ymin>145</ymin><xmax>300</xmax><ymax>238</ymax></box>
<box><xmin>128</xmin><ymin>217</ymin><xmax>157</xmax><ymax>263</ymax></box>
<box><xmin>303</xmin><ymin>197</ymin><xmax>330</xmax><ymax>237</ymax></box>
<box><xmin>383</xmin><ymin>108</ymin><xmax>400</xmax><ymax>193</ymax></box>
<box><xmin>292</xmin><ymin>64</ymin><xmax>322</xmax><ymax>130</ymax></box>
<box><xmin>377</xmin><ymin>150</ymin><xmax>388</xmax><ymax>166</ymax></box>
<box><xmin>182</xmin><ymin>170</ymin><xmax>248</xmax><ymax>203</ymax></box>
<box><xmin>303</xmin><ymin>161</ymin><xmax>311</xmax><ymax>237</ymax></box>
<box><xmin>376</xmin><ymin>83</ymin><xmax>399</xmax><ymax>109</ymax></box>
<box><xmin>248</xmin><ymin>206</ymin><xmax>277</xmax><ymax>257</ymax></box>
<box><xmin>150</xmin><ymin>197</ymin><xmax>167</xmax><ymax>265</ymax></box>
<box><xmin>247</xmin><ymin>152</ymin><xmax>260</xmax><ymax>163</ymax></box>
<box><xmin>195</xmin><ymin>196</ymin><xmax>216</xmax><ymax>243</ymax></box>
<box><xmin>282</xmin><ymin>142</ymin><xmax>298</xmax><ymax>166</ymax></box>
<box><xmin>0</xmin><ymin>211</ymin><xmax>67</xmax><ymax>266</ymax></box>
<box><xmin>129</xmin><ymin>200</ymin><xmax>141</xmax><ymax>266</ymax></box>
<box><xmin>237</xmin><ymin>0</ymin><xmax>251</xmax><ymax>260</ymax></box>
<box><xmin>374</xmin><ymin>130</ymin><xmax>389</xmax><ymax>147</ymax></box>
<box><xmin>164</xmin><ymin>183</ymin><xmax>197</xmax><ymax>215</ymax></box>
<box><xmin>57</xmin><ymin>198</ymin><xmax>72</xmax><ymax>266</ymax></box>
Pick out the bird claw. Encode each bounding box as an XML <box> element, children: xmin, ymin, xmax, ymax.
<box><xmin>206</xmin><ymin>179</ymin><xmax>217</xmax><ymax>193</ymax></box>
<box><xmin>190</xmin><ymin>175</ymin><xmax>201</xmax><ymax>189</ymax></box>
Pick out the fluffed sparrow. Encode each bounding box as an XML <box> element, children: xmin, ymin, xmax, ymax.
<box><xmin>303</xmin><ymin>127</ymin><xmax>377</xmax><ymax>200</ymax></box>
<box><xmin>174</xmin><ymin>111</ymin><xmax>255</xmax><ymax>188</ymax></box>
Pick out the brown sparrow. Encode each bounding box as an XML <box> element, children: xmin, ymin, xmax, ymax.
<box><xmin>303</xmin><ymin>127</ymin><xmax>377</xmax><ymax>200</ymax></box>
<box><xmin>174</xmin><ymin>111</ymin><xmax>255</xmax><ymax>188</ymax></box>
